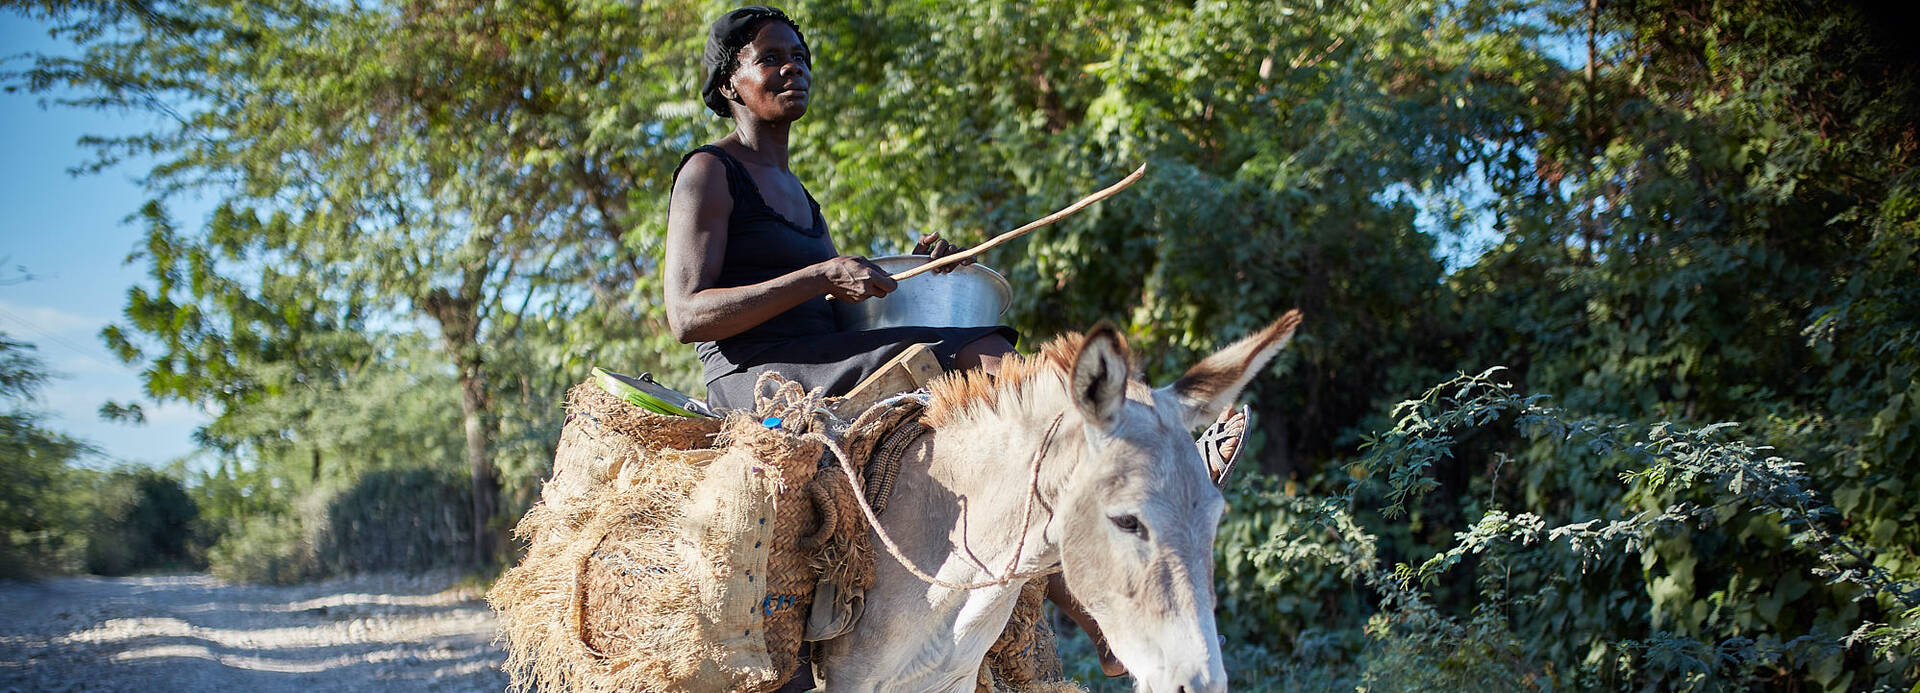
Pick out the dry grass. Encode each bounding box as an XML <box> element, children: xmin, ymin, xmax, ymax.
<box><xmin>489</xmin><ymin>445</ymin><xmax>722</xmax><ymax>693</ymax></box>
<box><xmin>491</xmin><ymin>380</ymin><xmax>842</xmax><ymax>693</ymax></box>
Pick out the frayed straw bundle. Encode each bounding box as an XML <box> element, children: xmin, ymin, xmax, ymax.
<box><xmin>491</xmin><ymin>379</ymin><xmax>824</xmax><ymax>693</ymax></box>
<box><xmin>491</xmin><ymin>444</ymin><xmax>724</xmax><ymax>692</ymax></box>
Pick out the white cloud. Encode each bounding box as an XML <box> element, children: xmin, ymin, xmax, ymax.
<box><xmin>0</xmin><ymin>299</ymin><xmax>126</xmax><ymax>377</ymax></box>
<box><xmin>47</xmin><ymin>351</ymin><xmax>119</xmax><ymax>377</ymax></box>
<box><xmin>24</xmin><ymin>354</ymin><xmax>207</xmax><ymax>465</ymax></box>
<box><xmin>0</xmin><ymin>297</ymin><xmax>103</xmax><ymax>340</ymax></box>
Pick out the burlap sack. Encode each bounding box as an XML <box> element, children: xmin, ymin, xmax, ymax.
<box><xmin>493</xmin><ymin>379</ymin><xmax>821</xmax><ymax>693</ymax></box>
<box><xmin>681</xmin><ymin>415</ymin><xmax>823</xmax><ymax>691</ymax></box>
<box><xmin>671</xmin><ymin>434</ymin><xmax>785</xmax><ymax>690</ymax></box>
<box><xmin>544</xmin><ymin>382</ymin><xmax>722</xmax><ymax>514</ymax></box>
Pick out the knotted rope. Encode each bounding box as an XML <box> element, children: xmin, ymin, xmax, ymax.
<box><xmin>803</xmin><ymin>412</ymin><xmax>1065</xmax><ymax>591</ymax></box>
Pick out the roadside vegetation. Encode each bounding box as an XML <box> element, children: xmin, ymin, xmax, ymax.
<box><xmin>0</xmin><ymin>335</ymin><xmax>200</xmax><ymax>578</ymax></box>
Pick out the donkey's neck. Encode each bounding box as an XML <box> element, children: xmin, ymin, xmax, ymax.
<box><xmin>817</xmin><ymin>399</ymin><xmax>1077</xmax><ymax>692</ymax></box>
<box><xmin>914</xmin><ymin>404</ymin><xmax>1076</xmax><ymax>579</ymax></box>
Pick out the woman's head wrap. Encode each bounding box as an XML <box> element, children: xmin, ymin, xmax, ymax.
<box><xmin>701</xmin><ymin>6</ymin><xmax>808</xmax><ymax>118</ymax></box>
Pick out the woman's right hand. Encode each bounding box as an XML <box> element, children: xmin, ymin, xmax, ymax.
<box><xmin>819</xmin><ymin>256</ymin><xmax>898</xmax><ymax>302</ymax></box>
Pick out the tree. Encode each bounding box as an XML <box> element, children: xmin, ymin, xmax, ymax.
<box><xmin>8</xmin><ymin>0</ymin><xmax>716</xmax><ymax>561</ymax></box>
<box><xmin>1396</xmin><ymin>0</ymin><xmax>1920</xmax><ymax>685</ymax></box>
<box><xmin>0</xmin><ymin>333</ymin><xmax>93</xmax><ymax>577</ymax></box>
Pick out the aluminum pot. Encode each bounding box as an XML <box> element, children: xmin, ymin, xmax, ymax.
<box><xmin>834</xmin><ymin>255</ymin><xmax>1013</xmax><ymax>331</ymax></box>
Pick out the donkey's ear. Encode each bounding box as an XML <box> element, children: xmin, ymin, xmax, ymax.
<box><xmin>1071</xmin><ymin>321</ymin><xmax>1132</xmax><ymax>430</ymax></box>
<box><xmin>1166</xmin><ymin>310</ymin><xmax>1303</xmax><ymax>429</ymax></box>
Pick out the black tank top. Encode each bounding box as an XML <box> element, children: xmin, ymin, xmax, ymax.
<box><xmin>672</xmin><ymin>145</ymin><xmax>838</xmax><ymax>377</ymax></box>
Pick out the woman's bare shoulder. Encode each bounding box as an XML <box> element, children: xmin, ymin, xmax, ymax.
<box><xmin>677</xmin><ymin>147</ymin><xmax>728</xmax><ymax>181</ymax></box>
<box><xmin>672</xmin><ymin>149</ymin><xmax>733</xmax><ymax>203</ymax></box>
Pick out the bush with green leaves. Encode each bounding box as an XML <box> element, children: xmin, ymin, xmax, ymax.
<box><xmin>1148</xmin><ymin>369</ymin><xmax>1919</xmax><ymax>691</ymax></box>
<box><xmin>0</xmin><ymin>334</ymin><xmax>94</xmax><ymax>579</ymax></box>
<box><xmin>203</xmin><ymin>466</ymin><xmax>471</xmax><ymax>584</ymax></box>
<box><xmin>317</xmin><ymin>467</ymin><xmax>472</xmax><ymax>575</ymax></box>
<box><xmin>82</xmin><ymin>468</ymin><xmax>200</xmax><ymax>576</ymax></box>
<box><xmin>207</xmin><ymin>513</ymin><xmax>320</xmax><ymax>586</ymax></box>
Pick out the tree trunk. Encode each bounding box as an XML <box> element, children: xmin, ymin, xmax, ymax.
<box><xmin>457</xmin><ymin>361</ymin><xmax>497</xmax><ymax>565</ymax></box>
<box><xmin>423</xmin><ymin>286</ymin><xmax>496</xmax><ymax>565</ymax></box>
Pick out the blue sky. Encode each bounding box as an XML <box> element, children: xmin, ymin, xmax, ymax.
<box><xmin>2</xmin><ymin>14</ymin><xmax>210</xmax><ymax>467</ymax></box>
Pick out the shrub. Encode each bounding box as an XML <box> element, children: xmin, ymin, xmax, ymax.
<box><xmin>202</xmin><ymin>467</ymin><xmax>471</xmax><ymax>584</ymax></box>
<box><xmin>1187</xmin><ymin>368</ymin><xmax>1920</xmax><ymax>690</ymax></box>
<box><xmin>82</xmin><ymin>469</ymin><xmax>200</xmax><ymax>576</ymax></box>
<box><xmin>207</xmin><ymin>513</ymin><xmax>320</xmax><ymax>585</ymax></box>
<box><xmin>317</xmin><ymin>467</ymin><xmax>471</xmax><ymax>574</ymax></box>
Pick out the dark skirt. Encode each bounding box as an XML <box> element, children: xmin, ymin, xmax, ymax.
<box><xmin>702</xmin><ymin>325</ymin><xmax>1018</xmax><ymax>411</ymax></box>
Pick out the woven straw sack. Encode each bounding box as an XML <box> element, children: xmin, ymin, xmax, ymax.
<box><xmin>494</xmin><ymin>382</ymin><xmax>829</xmax><ymax>693</ymax></box>
<box><xmin>543</xmin><ymin>382</ymin><xmax>722</xmax><ymax>515</ymax></box>
<box><xmin>709</xmin><ymin>416</ymin><xmax>825</xmax><ymax>688</ymax></box>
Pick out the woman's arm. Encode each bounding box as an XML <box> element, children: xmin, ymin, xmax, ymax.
<box><xmin>664</xmin><ymin>152</ymin><xmax>896</xmax><ymax>343</ymax></box>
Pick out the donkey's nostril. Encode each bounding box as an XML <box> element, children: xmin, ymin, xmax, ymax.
<box><xmin>1177</xmin><ymin>688</ymin><xmax>1189</xmax><ymax>693</ymax></box>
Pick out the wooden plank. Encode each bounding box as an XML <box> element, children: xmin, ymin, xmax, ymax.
<box><xmin>895</xmin><ymin>344</ymin><xmax>945</xmax><ymax>388</ymax></box>
<box><xmin>832</xmin><ymin>343</ymin><xmax>942</xmax><ymax>416</ymax></box>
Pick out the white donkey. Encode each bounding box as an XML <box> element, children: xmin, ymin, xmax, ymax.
<box><xmin>816</xmin><ymin>310</ymin><xmax>1303</xmax><ymax>693</ymax></box>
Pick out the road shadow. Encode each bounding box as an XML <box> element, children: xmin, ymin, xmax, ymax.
<box><xmin>0</xmin><ymin>573</ymin><xmax>507</xmax><ymax>693</ymax></box>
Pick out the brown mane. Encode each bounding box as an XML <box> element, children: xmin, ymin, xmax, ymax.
<box><xmin>923</xmin><ymin>332</ymin><xmax>1090</xmax><ymax>427</ymax></box>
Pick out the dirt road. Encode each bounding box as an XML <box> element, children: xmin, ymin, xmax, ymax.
<box><xmin>0</xmin><ymin>572</ymin><xmax>508</xmax><ymax>693</ymax></box>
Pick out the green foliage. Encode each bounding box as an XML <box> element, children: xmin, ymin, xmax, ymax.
<box><xmin>318</xmin><ymin>468</ymin><xmax>472</xmax><ymax>574</ymax></box>
<box><xmin>0</xmin><ymin>334</ymin><xmax>93</xmax><ymax>578</ymax></box>
<box><xmin>1355</xmin><ymin>596</ymin><xmax>1542</xmax><ymax>692</ymax></box>
<box><xmin>207</xmin><ymin>514</ymin><xmax>319</xmax><ymax>585</ymax></box>
<box><xmin>1179</xmin><ymin>369</ymin><xmax>1920</xmax><ymax>690</ymax></box>
<box><xmin>203</xmin><ymin>467</ymin><xmax>470</xmax><ymax>583</ymax></box>
<box><xmin>0</xmin><ymin>338</ymin><xmax>204</xmax><ymax>579</ymax></box>
<box><xmin>1214</xmin><ymin>480</ymin><xmax>1374</xmax><ymax>664</ymax></box>
<box><xmin>82</xmin><ymin>468</ymin><xmax>201</xmax><ymax>576</ymax></box>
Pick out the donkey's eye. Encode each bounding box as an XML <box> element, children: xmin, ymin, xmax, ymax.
<box><xmin>1109</xmin><ymin>514</ymin><xmax>1147</xmax><ymax>539</ymax></box>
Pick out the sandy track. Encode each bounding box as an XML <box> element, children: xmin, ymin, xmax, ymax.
<box><xmin>0</xmin><ymin>572</ymin><xmax>508</xmax><ymax>693</ymax></box>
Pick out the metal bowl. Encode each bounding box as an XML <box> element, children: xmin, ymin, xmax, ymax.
<box><xmin>834</xmin><ymin>255</ymin><xmax>1013</xmax><ymax>331</ymax></box>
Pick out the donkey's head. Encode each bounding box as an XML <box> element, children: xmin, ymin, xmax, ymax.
<box><xmin>1050</xmin><ymin>310</ymin><xmax>1301</xmax><ymax>693</ymax></box>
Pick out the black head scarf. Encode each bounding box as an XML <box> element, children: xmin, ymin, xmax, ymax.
<box><xmin>701</xmin><ymin>6</ymin><xmax>808</xmax><ymax>118</ymax></box>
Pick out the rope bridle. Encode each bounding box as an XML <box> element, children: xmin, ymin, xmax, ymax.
<box><xmin>805</xmin><ymin>412</ymin><xmax>1067</xmax><ymax>591</ymax></box>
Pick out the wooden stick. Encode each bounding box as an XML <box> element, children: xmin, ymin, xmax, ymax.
<box><xmin>887</xmin><ymin>163</ymin><xmax>1148</xmax><ymax>283</ymax></box>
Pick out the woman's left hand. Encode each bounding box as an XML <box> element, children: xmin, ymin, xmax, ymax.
<box><xmin>913</xmin><ymin>232</ymin><xmax>974</xmax><ymax>274</ymax></box>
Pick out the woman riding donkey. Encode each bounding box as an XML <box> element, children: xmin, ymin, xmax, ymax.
<box><xmin>664</xmin><ymin>6</ymin><xmax>1251</xmax><ymax>688</ymax></box>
